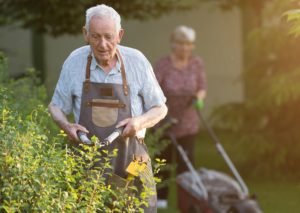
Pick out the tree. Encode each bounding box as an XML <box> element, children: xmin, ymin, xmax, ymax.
<box><xmin>285</xmin><ymin>7</ymin><xmax>300</xmax><ymax>36</ymax></box>
<box><xmin>0</xmin><ymin>0</ymin><xmax>199</xmax><ymax>36</ymax></box>
<box><xmin>212</xmin><ymin>0</ymin><xmax>300</xmax><ymax>177</ymax></box>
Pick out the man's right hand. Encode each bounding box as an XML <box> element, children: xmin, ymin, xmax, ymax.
<box><xmin>48</xmin><ymin>103</ymin><xmax>89</xmax><ymax>144</ymax></box>
<box><xmin>62</xmin><ymin>123</ymin><xmax>89</xmax><ymax>143</ymax></box>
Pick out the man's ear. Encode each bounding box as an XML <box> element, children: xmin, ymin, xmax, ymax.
<box><xmin>82</xmin><ymin>26</ymin><xmax>89</xmax><ymax>44</ymax></box>
<box><xmin>117</xmin><ymin>29</ymin><xmax>124</xmax><ymax>44</ymax></box>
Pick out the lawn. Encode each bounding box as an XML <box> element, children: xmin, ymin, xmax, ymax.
<box><xmin>157</xmin><ymin>130</ymin><xmax>300</xmax><ymax>213</ymax></box>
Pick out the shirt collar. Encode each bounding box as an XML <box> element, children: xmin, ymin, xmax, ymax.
<box><xmin>89</xmin><ymin>50</ymin><xmax>121</xmax><ymax>73</ymax></box>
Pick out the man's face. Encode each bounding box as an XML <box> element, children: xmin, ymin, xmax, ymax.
<box><xmin>84</xmin><ymin>16</ymin><xmax>123</xmax><ymax>65</ymax></box>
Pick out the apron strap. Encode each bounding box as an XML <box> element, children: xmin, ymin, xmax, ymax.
<box><xmin>84</xmin><ymin>49</ymin><xmax>129</xmax><ymax>96</ymax></box>
<box><xmin>116</xmin><ymin>49</ymin><xmax>129</xmax><ymax>96</ymax></box>
<box><xmin>85</xmin><ymin>54</ymin><xmax>92</xmax><ymax>81</ymax></box>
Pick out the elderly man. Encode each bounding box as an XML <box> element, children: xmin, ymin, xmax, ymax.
<box><xmin>48</xmin><ymin>4</ymin><xmax>167</xmax><ymax>212</ymax></box>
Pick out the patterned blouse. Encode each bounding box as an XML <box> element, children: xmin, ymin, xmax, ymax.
<box><xmin>154</xmin><ymin>55</ymin><xmax>206</xmax><ymax>138</ymax></box>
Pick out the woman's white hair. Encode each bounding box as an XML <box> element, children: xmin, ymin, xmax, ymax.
<box><xmin>171</xmin><ymin>25</ymin><xmax>196</xmax><ymax>43</ymax></box>
<box><xmin>85</xmin><ymin>4</ymin><xmax>121</xmax><ymax>33</ymax></box>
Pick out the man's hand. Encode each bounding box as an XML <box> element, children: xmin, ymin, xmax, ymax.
<box><xmin>62</xmin><ymin>123</ymin><xmax>89</xmax><ymax>143</ymax></box>
<box><xmin>116</xmin><ymin>104</ymin><xmax>168</xmax><ymax>138</ymax></box>
<box><xmin>48</xmin><ymin>103</ymin><xmax>89</xmax><ymax>143</ymax></box>
<box><xmin>116</xmin><ymin>117</ymin><xmax>142</xmax><ymax>138</ymax></box>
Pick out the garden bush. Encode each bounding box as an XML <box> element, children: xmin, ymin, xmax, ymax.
<box><xmin>0</xmin><ymin>52</ymin><xmax>164</xmax><ymax>212</ymax></box>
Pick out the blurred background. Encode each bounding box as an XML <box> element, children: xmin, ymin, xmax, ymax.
<box><xmin>1</xmin><ymin>0</ymin><xmax>300</xmax><ymax>212</ymax></box>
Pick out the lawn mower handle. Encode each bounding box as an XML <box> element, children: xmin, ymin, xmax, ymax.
<box><xmin>168</xmin><ymin>132</ymin><xmax>209</xmax><ymax>200</ymax></box>
<box><xmin>193</xmin><ymin>100</ymin><xmax>250</xmax><ymax>197</ymax></box>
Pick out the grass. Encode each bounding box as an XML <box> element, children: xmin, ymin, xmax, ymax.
<box><xmin>247</xmin><ymin>180</ymin><xmax>300</xmax><ymax>213</ymax></box>
<box><xmin>157</xmin><ymin>130</ymin><xmax>300</xmax><ymax>213</ymax></box>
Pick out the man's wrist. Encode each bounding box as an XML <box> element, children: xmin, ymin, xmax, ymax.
<box><xmin>133</xmin><ymin>116</ymin><xmax>144</xmax><ymax>131</ymax></box>
<box><xmin>59</xmin><ymin>121</ymin><xmax>71</xmax><ymax>132</ymax></box>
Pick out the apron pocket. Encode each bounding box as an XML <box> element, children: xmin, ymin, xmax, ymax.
<box><xmin>87</xmin><ymin>99</ymin><xmax>125</xmax><ymax>127</ymax></box>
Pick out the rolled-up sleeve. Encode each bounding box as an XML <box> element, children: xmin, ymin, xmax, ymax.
<box><xmin>139</xmin><ymin>59</ymin><xmax>166</xmax><ymax>111</ymax></box>
<box><xmin>51</xmin><ymin>60</ymin><xmax>73</xmax><ymax>115</ymax></box>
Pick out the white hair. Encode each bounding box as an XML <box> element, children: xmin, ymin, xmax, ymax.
<box><xmin>85</xmin><ymin>4</ymin><xmax>121</xmax><ymax>33</ymax></box>
<box><xmin>171</xmin><ymin>25</ymin><xmax>196</xmax><ymax>43</ymax></box>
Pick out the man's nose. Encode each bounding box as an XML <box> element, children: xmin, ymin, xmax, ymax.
<box><xmin>97</xmin><ymin>38</ymin><xmax>107</xmax><ymax>48</ymax></box>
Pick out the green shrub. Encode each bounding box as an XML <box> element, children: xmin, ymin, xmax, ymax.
<box><xmin>0</xmin><ymin>101</ymin><xmax>154</xmax><ymax>212</ymax></box>
<box><xmin>0</xmin><ymin>52</ymin><xmax>164</xmax><ymax>212</ymax></box>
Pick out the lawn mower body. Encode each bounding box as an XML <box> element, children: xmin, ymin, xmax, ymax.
<box><xmin>166</xmin><ymin>109</ymin><xmax>263</xmax><ymax>213</ymax></box>
<box><xmin>176</xmin><ymin>168</ymin><xmax>262</xmax><ymax>213</ymax></box>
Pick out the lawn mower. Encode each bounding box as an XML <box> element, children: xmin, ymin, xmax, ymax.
<box><xmin>166</xmin><ymin>104</ymin><xmax>263</xmax><ymax>213</ymax></box>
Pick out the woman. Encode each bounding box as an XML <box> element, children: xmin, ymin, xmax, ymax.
<box><xmin>154</xmin><ymin>25</ymin><xmax>207</xmax><ymax>208</ymax></box>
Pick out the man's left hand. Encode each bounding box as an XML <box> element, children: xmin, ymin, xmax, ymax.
<box><xmin>116</xmin><ymin>117</ymin><xmax>142</xmax><ymax>137</ymax></box>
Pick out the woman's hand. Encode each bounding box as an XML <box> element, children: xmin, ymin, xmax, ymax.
<box><xmin>196</xmin><ymin>89</ymin><xmax>206</xmax><ymax>101</ymax></box>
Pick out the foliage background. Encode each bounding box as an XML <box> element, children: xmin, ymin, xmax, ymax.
<box><xmin>211</xmin><ymin>0</ymin><xmax>300</xmax><ymax>177</ymax></box>
<box><xmin>0</xmin><ymin>0</ymin><xmax>199</xmax><ymax>36</ymax></box>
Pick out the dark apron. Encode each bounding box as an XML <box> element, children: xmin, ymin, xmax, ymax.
<box><xmin>78</xmin><ymin>49</ymin><xmax>157</xmax><ymax>212</ymax></box>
